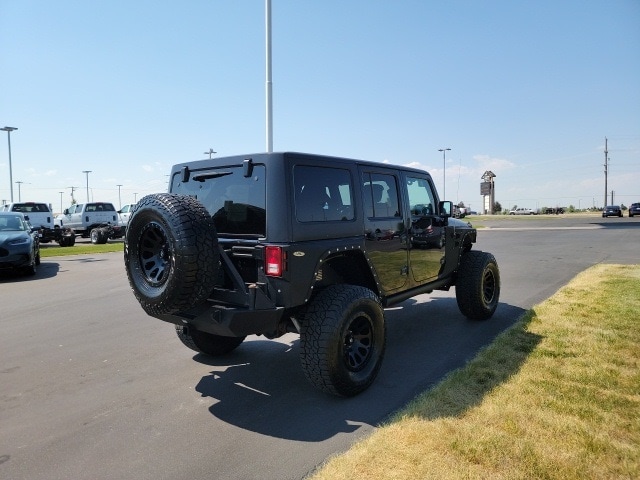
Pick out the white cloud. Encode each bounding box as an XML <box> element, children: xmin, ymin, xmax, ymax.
<box><xmin>473</xmin><ymin>154</ymin><xmax>516</xmax><ymax>173</ymax></box>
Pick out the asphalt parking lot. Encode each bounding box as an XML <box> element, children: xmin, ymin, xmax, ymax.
<box><xmin>1</xmin><ymin>214</ymin><xmax>638</xmax><ymax>480</ymax></box>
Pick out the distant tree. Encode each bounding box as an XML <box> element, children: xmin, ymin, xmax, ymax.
<box><xmin>457</xmin><ymin>201</ymin><xmax>466</xmax><ymax>208</ymax></box>
<box><xmin>493</xmin><ymin>201</ymin><xmax>502</xmax><ymax>214</ymax></box>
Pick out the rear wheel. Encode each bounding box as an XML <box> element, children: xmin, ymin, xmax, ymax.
<box><xmin>90</xmin><ymin>228</ymin><xmax>108</xmax><ymax>244</ymax></box>
<box><xmin>176</xmin><ymin>325</ymin><xmax>245</xmax><ymax>356</ymax></box>
<box><xmin>456</xmin><ymin>251</ymin><xmax>500</xmax><ymax>320</ymax></box>
<box><xmin>300</xmin><ymin>285</ymin><xmax>386</xmax><ymax>396</ymax></box>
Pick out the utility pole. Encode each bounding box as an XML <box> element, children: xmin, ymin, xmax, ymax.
<box><xmin>68</xmin><ymin>186</ymin><xmax>77</xmax><ymax>204</ymax></box>
<box><xmin>611</xmin><ymin>190</ymin><xmax>614</xmax><ymax>205</ymax></box>
<box><xmin>204</xmin><ymin>149</ymin><xmax>216</xmax><ymax>159</ymax></box>
<box><xmin>603</xmin><ymin>137</ymin><xmax>608</xmax><ymax>209</ymax></box>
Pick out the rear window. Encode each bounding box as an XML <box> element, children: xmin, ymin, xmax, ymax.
<box><xmin>86</xmin><ymin>203</ymin><xmax>116</xmax><ymax>212</ymax></box>
<box><xmin>171</xmin><ymin>165</ymin><xmax>266</xmax><ymax>236</ymax></box>
<box><xmin>10</xmin><ymin>203</ymin><xmax>50</xmax><ymax>213</ymax></box>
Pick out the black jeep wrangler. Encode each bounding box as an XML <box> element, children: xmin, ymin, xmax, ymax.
<box><xmin>124</xmin><ymin>152</ymin><xmax>500</xmax><ymax>396</ymax></box>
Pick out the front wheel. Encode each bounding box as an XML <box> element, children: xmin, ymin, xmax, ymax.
<box><xmin>300</xmin><ymin>285</ymin><xmax>386</xmax><ymax>397</ymax></box>
<box><xmin>455</xmin><ymin>251</ymin><xmax>500</xmax><ymax>320</ymax></box>
<box><xmin>175</xmin><ymin>325</ymin><xmax>245</xmax><ymax>356</ymax></box>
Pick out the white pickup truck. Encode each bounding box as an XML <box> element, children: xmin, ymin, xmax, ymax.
<box><xmin>1</xmin><ymin>201</ymin><xmax>76</xmax><ymax>246</ymax></box>
<box><xmin>55</xmin><ymin>202</ymin><xmax>124</xmax><ymax>242</ymax></box>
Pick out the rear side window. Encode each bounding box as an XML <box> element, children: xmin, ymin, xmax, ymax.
<box><xmin>171</xmin><ymin>165</ymin><xmax>266</xmax><ymax>236</ymax></box>
<box><xmin>362</xmin><ymin>173</ymin><xmax>401</xmax><ymax>219</ymax></box>
<box><xmin>294</xmin><ymin>166</ymin><xmax>354</xmax><ymax>222</ymax></box>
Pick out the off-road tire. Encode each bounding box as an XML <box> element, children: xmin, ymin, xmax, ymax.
<box><xmin>175</xmin><ymin>325</ymin><xmax>245</xmax><ymax>356</ymax></box>
<box><xmin>456</xmin><ymin>251</ymin><xmax>500</xmax><ymax>320</ymax></box>
<box><xmin>300</xmin><ymin>285</ymin><xmax>386</xmax><ymax>397</ymax></box>
<box><xmin>124</xmin><ymin>193</ymin><xmax>219</xmax><ymax>316</ymax></box>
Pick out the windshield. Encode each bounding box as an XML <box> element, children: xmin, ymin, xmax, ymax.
<box><xmin>171</xmin><ymin>165</ymin><xmax>266</xmax><ymax>236</ymax></box>
<box><xmin>0</xmin><ymin>215</ymin><xmax>27</xmax><ymax>231</ymax></box>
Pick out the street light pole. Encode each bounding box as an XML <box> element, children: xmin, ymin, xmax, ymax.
<box><xmin>265</xmin><ymin>0</ymin><xmax>273</xmax><ymax>153</ymax></box>
<box><xmin>59</xmin><ymin>191</ymin><xmax>64</xmax><ymax>213</ymax></box>
<box><xmin>82</xmin><ymin>170</ymin><xmax>92</xmax><ymax>202</ymax></box>
<box><xmin>16</xmin><ymin>181</ymin><xmax>24</xmax><ymax>202</ymax></box>
<box><xmin>1</xmin><ymin>126</ymin><xmax>18</xmax><ymax>202</ymax></box>
<box><xmin>116</xmin><ymin>184</ymin><xmax>123</xmax><ymax>209</ymax></box>
<box><xmin>438</xmin><ymin>147</ymin><xmax>451</xmax><ymax>200</ymax></box>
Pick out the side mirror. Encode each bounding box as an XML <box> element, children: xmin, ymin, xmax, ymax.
<box><xmin>439</xmin><ymin>201</ymin><xmax>453</xmax><ymax>218</ymax></box>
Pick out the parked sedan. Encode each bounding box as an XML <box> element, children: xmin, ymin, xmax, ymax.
<box><xmin>602</xmin><ymin>205</ymin><xmax>622</xmax><ymax>218</ymax></box>
<box><xmin>628</xmin><ymin>203</ymin><xmax>640</xmax><ymax>217</ymax></box>
<box><xmin>0</xmin><ymin>212</ymin><xmax>41</xmax><ymax>276</ymax></box>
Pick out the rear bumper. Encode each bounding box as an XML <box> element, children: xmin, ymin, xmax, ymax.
<box><xmin>158</xmin><ymin>304</ymin><xmax>285</xmax><ymax>337</ymax></box>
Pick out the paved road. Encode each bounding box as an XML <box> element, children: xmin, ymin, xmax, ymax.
<box><xmin>1</xmin><ymin>216</ymin><xmax>638</xmax><ymax>480</ymax></box>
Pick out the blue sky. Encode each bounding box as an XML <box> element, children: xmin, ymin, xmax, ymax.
<box><xmin>1</xmin><ymin>0</ymin><xmax>639</xmax><ymax>213</ymax></box>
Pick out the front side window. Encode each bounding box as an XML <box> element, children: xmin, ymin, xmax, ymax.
<box><xmin>171</xmin><ymin>165</ymin><xmax>266</xmax><ymax>236</ymax></box>
<box><xmin>294</xmin><ymin>166</ymin><xmax>354</xmax><ymax>222</ymax></box>
<box><xmin>406</xmin><ymin>176</ymin><xmax>437</xmax><ymax>216</ymax></box>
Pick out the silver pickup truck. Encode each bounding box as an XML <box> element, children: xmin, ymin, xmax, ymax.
<box><xmin>55</xmin><ymin>202</ymin><xmax>124</xmax><ymax>242</ymax></box>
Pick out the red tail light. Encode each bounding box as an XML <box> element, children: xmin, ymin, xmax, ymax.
<box><xmin>264</xmin><ymin>246</ymin><xmax>283</xmax><ymax>277</ymax></box>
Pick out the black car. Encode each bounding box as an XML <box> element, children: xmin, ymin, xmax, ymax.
<box><xmin>602</xmin><ymin>205</ymin><xmax>622</xmax><ymax>218</ymax></box>
<box><xmin>628</xmin><ymin>203</ymin><xmax>640</xmax><ymax>218</ymax></box>
<box><xmin>0</xmin><ymin>212</ymin><xmax>41</xmax><ymax>276</ymax></box>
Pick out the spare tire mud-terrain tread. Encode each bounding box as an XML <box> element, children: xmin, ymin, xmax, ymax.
<box><xmin>124</xmin><ymin>193</ymin><xmax>220</xmax><ymax>316</ymax></box>
<box><xmin>455</xmin><ymin>250</ymin><xmax>500</xmax><ymax>320</ymax></box>
<box><xmin>175</xmin><ymin>325</ymin><xmax>245</xmax><ymax>356</ymax></box>
<box><xmin>300</xmin><ymin>284</ymin><xmax>386</xmax><ymax>397</ymax></box>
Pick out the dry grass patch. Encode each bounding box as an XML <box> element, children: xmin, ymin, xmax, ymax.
<box><xmin>308</xmin><ymin>264</ymin><xmax>640</xmax><ymax>480</ymax></box>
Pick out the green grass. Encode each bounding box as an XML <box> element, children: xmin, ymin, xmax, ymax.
<box><xmin>308</xmin><ymin>264</ymin><xmax>640</xmax><ymax>480</ymax></box>
<box><xmin>39</xmin><ymin>241</ymin><xmax>124</xmax><ymax>257</ymax></box>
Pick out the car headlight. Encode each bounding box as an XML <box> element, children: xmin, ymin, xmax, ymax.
<box><xmin>8</xmin><ymin>238</ymin><xmax>30</xmax><ymax>246</ymax></box>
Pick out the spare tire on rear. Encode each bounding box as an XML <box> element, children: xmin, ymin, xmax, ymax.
<box><xmin>124</xmin><ymin>193</ymin><xmax>219</xmax><ymax>316</ymax></box>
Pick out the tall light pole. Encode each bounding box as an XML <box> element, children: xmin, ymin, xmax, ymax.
<box><xmin>16</xmin><ymin>181</ymin><xmax>24</xmax><ymax>202</ymax></box>
<box><xmin>204</xmin><ymin>149</ymin><xmax>216</xmax><ymax>159</ymax></box>
<box><xmin>438</xmin><ymin>147</ymin><xmax>451</xmax><ymax>200</ymax></box>
<box><xmin>603</xmin><ymin>137</ymin><xmax>608</xmax><ymax>209</ymax></box>
<box><xmin>265</xmin><ymin>0</ymin><xmax>273</xmax><ymax>152</ymax></box>
<box><xmin>59</xmin><ymin>191</ymin><xmax>64</xmax><ymax>213</ymax></box>
<box><xmin>82</xmin><ymin>170</ymin><xmax>92</xmax><ymax>202</ymax></box>
<box><xmin>116</xmin><ymin>184</ymin><xmax>123</xmax><ymax>209</ymax></box>
<box><xmin>1</xmin><ymin>126</ymin><xmax>18</xmax><ymax>202</ymax></box>
<box><xmin>133</xmin><ymin>192</ymin><xmax>138</xmax><ymax>203</ymax></box>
